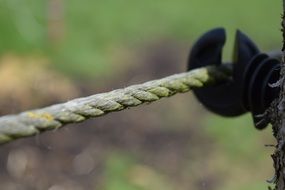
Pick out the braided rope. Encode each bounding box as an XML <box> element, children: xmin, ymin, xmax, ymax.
<box><xmin>0</xmin><ymin>65</ymin><xmax>231</xmax><ymax>144</ymax></box>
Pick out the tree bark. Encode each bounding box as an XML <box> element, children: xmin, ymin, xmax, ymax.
<box><xmin>270</xmin><ymin>1</ymin><xmax>285</xmax><ymax>189</ymax></box>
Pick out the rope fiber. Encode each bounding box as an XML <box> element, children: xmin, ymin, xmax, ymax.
<box><xmin>0</xmin><ymin>65</ymin><xmax>231</xmax><ymax>144</ymax></box>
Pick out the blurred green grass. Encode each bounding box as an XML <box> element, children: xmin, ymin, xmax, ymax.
<box><xmin>203</xmin><ymin>114</ymin><xmax>275</xmax><ymax>190</ymax></box>
<box><xmin>0</xmin><ymin>0</ymin><xmax>282</xmax><ymax>78</ymax></box>
<box><xmin>99</xmin><ymin>114</ymin><xmax>275</xmax><ymax>190</ymax></box>
<box><xmin>103</xmin><ymin>152</ymin><xmax>174</xmax><ymax>190</ymax></box>
<box><xmin>0</xmin><ymin>1</ymin><xmax>281</xmax><ymax>189</ymax></box>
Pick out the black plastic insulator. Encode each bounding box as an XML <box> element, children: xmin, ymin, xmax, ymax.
<box><xmin>188</xmin><ymin>28</ymin><xmax>281</xmax><ymax>129</ymax></box>
<box><xmin>188</xmin><ymin>28</ymin><xmax>260</xmax><ymax>116</ymax></box>
<box><xmin>241</xmin><ymin>54</ymin><xmax>280</xmax><ymax>129</ymax></box>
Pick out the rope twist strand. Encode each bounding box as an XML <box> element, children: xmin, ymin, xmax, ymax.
<box><xmin>0</xmin><ymin>65</ymin><xmax>231</xmax><ymax>144</ymax></box>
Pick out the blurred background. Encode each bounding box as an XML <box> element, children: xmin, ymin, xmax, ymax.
<box><xmin>0</xmin><ymin>0</ymin><xmax>281</xmax><ymax>189</ymax></box>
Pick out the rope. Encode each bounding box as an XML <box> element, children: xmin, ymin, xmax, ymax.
<box><xmin>0</xmin><ymin>65</ymin><xmax>231</xmax><ymax>144</ymax></box>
